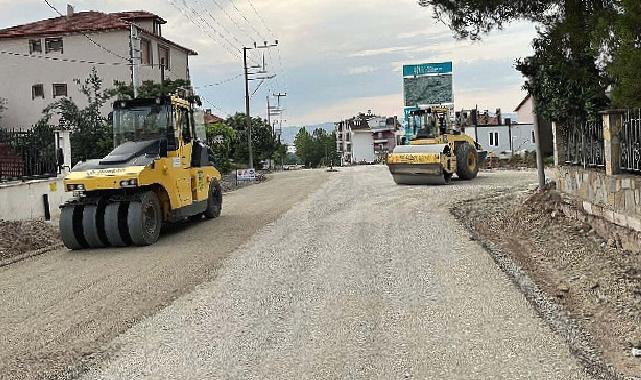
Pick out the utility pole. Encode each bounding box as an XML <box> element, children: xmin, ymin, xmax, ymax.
<box><xmin>242</xmin><ymin>41</ymin><xmax>279</xmax><ymax>169</ymax></box>
<box><xmin>129</xmin><ymin>24</ymin><xmax>140</xmax><ymax>98</ymax></box>
<box><xmin>243</xmin><ymin>47</ymin><xmax>253</xmax><ymax>168</ymax></box>
<box><xmin>272</xmin><ymin>92</ymin><xmax>287</xmax><ymax>143</ymax></box>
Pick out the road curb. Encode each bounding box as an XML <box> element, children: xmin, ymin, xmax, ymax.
<box><xmin>0</xmin><ymin>243</ymin><xmax>64</xmax><ymax>268</ymax></box>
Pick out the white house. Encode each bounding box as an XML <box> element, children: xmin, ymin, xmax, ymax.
<box><xmin>0</xmin><ymin>8</ymin><xmax>196</xmax><ymax>128</ymax></box>
<box><xmin>462</xmin><ymin>94</ymin><xmax>554</xmax><ymax>157</ymax></box>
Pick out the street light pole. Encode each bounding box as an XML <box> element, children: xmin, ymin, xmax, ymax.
<box><xmin>243</xmin><ymin>47</ymin><xmax>254</xmax><ymax>169</ymax></box>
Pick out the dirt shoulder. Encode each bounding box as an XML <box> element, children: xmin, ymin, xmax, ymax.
<box><xmin>452</xmin><ymin>189</ymin><xmax>641</xmax><ymax>379</ymax></box>
<box><xmin>0</xmin><ymin>169</ymin><xmax>328</xmax><ymax>380</ymax></box>
<box><xmin>0</xmin><ymin>220</ymin><xmax>61</xmax><ymax>264</ymax></box>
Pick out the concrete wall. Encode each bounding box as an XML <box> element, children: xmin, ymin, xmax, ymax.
<box><xmin>0</xmin><ymin>29</ymin><xmax>190</xmax><ymax>129</ymax></box>
<box><xmin>557</xmin><ymin>166</ymin><xmax>641</xmax><ymax>234</ymax></box>
<box><xmin>0</xmin><ymin>177</ymin><xmax>72</xmax><ymax>221</ymax></box>
<box><xmin>351</xmin><ymin>131</ymin><xmax>376</xmax><ymax>163</ymax></box>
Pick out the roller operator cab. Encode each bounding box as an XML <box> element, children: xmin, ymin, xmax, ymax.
<box><xmin>60</xmin><ymin>96</ymin><xmax>223</xmax><ymax>250</ymax></box>
<box><xmin>386</xmin><ymin>107</ymin><xmax>487</xmax><ymax>185</ymax></box>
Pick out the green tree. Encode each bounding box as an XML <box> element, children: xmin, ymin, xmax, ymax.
<box><xmin>40</xmin><ymin>67</ymin><xmax>113</xmax><ymax>164</ymax></box>
<box><xmin>294</xmin><ymin>128</ymin><xmax>313</xmax><ymax>166</ymax></box>
<box><xmin>110</xmin><ymin>79</ymin><xmax>202</xmax><ymax>105</ymax></box>
<box><xmin>226</xmin><ymin>113</ymin><xmax>278</xmax><ymax>168</ymax></box>
<box><xmin>419</xmin><ymin>0</ymin><xmax>612</xmax><ymax>124</ymax></box>
<box><xmin>294</xmin><ymin>128</ymin><xmax>338</xmax><ymax>168</ymax></box>
<box><xmin>605</xmin><ymin>0</ymin><xmax>641</xmax><ymax>108</ymax></box>
<box><xmin>206</xmin><ymin>121</ymin><xmax>236</xmax><ymax>173</ymax></box>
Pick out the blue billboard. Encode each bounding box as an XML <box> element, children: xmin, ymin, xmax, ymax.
<box><xmin>403</xmin><ymin>62</ymin><xmax>453</xmax><ymax>77</ymax></box>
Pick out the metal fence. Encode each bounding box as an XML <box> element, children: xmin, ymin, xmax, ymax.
<box><xmin>0</xmin><ymin>127</ymin><xmax>59</xmax><ymax>182</ymax></box>
<box><xmin>620</xmin><ymin>110</ymin><xmax>641</xmax><ymax>173</ymax></box>
<box><xmin>565</xmin><ymin>118</ymin><xmax>605</xmax><ymax>168</ymax></box>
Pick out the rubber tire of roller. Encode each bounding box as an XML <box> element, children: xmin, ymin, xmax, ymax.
<box><xmin>127</xmin><ymin>191</ymin><xmax>162</xmax><ymax>247</ymax></box>
<box><xmin>456</xmin><ymin>143</ymin><xmax>479</xmax><ymax>180</ymax></box>
<box><xmin>82</xmin><ymin>205</ymin><xmax>106</xmax><ymax>248</ymax></box>
<box><xmin>60</xmin><ymin>205</ymin><xmax>85</xmax><ymax>250</ymax></box>
<box><xmin>104</xmin><ymin>202</ymin><xmax>128</xmax><ymax>247</ymax></box>
<box><xmin>204</xmin><ymin>181</ymin><xmax>222</xmax><ymax>219</ymax></box>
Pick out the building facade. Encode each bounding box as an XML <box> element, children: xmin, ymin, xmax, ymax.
<box><xmin>0</xmin><ymin>8</ymin><xmax>196</xmax><ymax>128</ymax></box>
<box><xmin>336</xmin><ymin>111</ymin><xmax>399</xmax><ymax>165</ymax></box>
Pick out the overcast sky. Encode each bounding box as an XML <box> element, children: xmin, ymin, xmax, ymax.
<box><xmin>0</xmin><ymin>0</ymin><xmax>537</xmax><ymax>126</ymax></box>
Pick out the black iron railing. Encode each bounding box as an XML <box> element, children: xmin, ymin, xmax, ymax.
<box><xmin>0</xmin><ymin>127</ymin><xmax>58</xmax><ymax>182</ymax></box>
<box><xmin>620</xmin><ymin>110</ymin><xmax>641</xmax><ymax>173</ymax></box>
<box><xmin>565</xmin><ymin>118</ymin><xmax>605</xmax><ymax>168</ymax></box>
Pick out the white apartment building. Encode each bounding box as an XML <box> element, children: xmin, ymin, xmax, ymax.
<box><xmin>0</xmin><ymin>8</ymin><xmax>196</xmax><ymax>128</ymax></box>
<box><xmin>336</xmin><ymin>111</ymin><xmax>399</xmax><ymax>165</ymax></box>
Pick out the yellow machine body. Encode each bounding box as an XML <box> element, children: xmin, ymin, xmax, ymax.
<box><xmin>386</xmin><ymin>107</ymin><xmax>485</xmax><ymax>185</ymax></box>
<box><xmin>60</xmin><ymin>95</ymin><xmax>223</xmax><ymax>249</ymax></box>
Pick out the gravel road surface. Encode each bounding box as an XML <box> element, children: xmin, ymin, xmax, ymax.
<box><xmin>81</xmin><ymin>166</ymin><xmax>591</xmax><ymax>380</ymax></box>
<box><xmin>0</xmin><ymin>170</ymin><xmax>327</xmax><ymax>380</ymax></box>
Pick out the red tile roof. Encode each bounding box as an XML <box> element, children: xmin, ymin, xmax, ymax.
<box><xmin>0</xmin><ymin>11</ymin><xmax>129</xmax><ymax>39</ymax></box>
<box><xmin>113</xmin><ymin>11</ymin><xmax>166</xmax><ymax>24</ymax></box>
<box><xmin>0</xmin><ymin>11</ymin><xmax>196</xmax><ymax>55</ymax></box>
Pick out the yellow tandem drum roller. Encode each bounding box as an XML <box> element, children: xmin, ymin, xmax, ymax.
<box><xmin>386</xmin><ymin>144</ymin><xmax>455</xmax><ymax>185</ymax></box>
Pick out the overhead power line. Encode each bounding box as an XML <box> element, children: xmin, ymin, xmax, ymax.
<box><xmin>206</xmin><ymin>0</ymin><xmax>258</xmax><ymax>44</ymax></box>
<box><xmin>225</xmin><ymin>0</ymin><xmax>264</xmax><ymax>39</ymax></box>
<box><xmin>246</xmin><ymin>0</ymin><xmax>275</xmax><ymax>38</ymax></box>
<box><xmin>0</xmin><ymin>49</ymin><xmax>127</xmax><ymax>65</ymax></box>
<box><xmin>178</xmin><ymin>0</ymin><xmax>243</xmax><ymax>54</ymax></box>
<box><xmin>167</xmin><ymin>0</ymin><xmax>242</xmax><ymax>60</ymax></box>
<box><xmin>193</xmin><ymin>73</ymin><xmax>243</xmax><ymax>88</ymax></box>
<box><xmin>42</xmin><ymin>0</ymin><xmax>131</xmax><ymax>62</ymax></box>
<box><xmin>191</xmin><ymin>0</ymin><xmax>245</xmax><ymax>47</ymax></box>
<box><xmin>199</xmin><ymin>94</ymin><xmax>229</xmax><ymax>115</ymax></box>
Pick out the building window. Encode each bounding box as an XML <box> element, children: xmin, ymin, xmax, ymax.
<box><xmin>32</xmin><ymin>84</ymin><xmax>44</xmax><ymax>100</ymax></box>
<box><xmin>29</xmin><ymin>39</ymin><xmax>42</xmax><ymax>53</ymax></box>
<box><xmin>158</xmin><ymin>45</ymin><xmax>170</xmax><ymax>70</ymax></box>
<box><xmin>45</xmin><ymin>37</ymin><xmax>63</xmax><ymax>53</ymax></box>
<box><xmin>531</xmin><ymin>130</ymin><xmax>536</xmax><ymax>143</ymax></box>
<box><xmin>489</xmin><ymin>132</ymin><xmax>499</xmax><ymax>147</ymax></box>
<box><xmin>141</xmin><ymin>39</ymin><xmax>152</xmax><ymax>65</ymax></box>
<box><xmin>53</xmin><ymin>84</ymin><xmax>67</xmax><ymax>97</ymax></box>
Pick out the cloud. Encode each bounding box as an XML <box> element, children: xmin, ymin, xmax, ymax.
<box><xmin>0</xmin><ymin>0</ymin><xmax>539</xmax><ymax>126</ymax></box>
<box><xmin>351</xmin><ymin>46</ymin><xmax>416</xmax><ymax>57</ymax></box>
<box><xmin>293</xmin><ymin>93</ymin><xmax>403</xmax><ymax>125</ymax></box>
<box><xmin>347</xmin><ymin>65</ymin><xmax>376</xmax><ymax>75</ymax></box>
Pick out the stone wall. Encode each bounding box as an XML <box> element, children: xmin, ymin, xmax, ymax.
<box><xmin>557</xmin><ymin>166</ymin><xmax>641</xmax><ymax>235</ymax></box>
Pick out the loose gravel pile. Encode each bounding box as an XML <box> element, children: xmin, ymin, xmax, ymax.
<box><xmin>0</xmin><ymin>220</ymin><xmax>61</xmax><ymax>262</ymax></box>
<box><xmin>453</xmin><ymin>190</ymin><xmax>641</xmax><ymax>379</ymax></box>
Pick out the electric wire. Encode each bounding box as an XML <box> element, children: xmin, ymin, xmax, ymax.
<box><xmin>167</xmin><ymin>0</ymin><xmax>241</xmax><ymax>60</ymax></box>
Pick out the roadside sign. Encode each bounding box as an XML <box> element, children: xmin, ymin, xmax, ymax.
<box><xmin>236</xmin><ymin>168</ymin><xmax>256</xmax><ymax>182</ymax></box>
<box><xmin>403</xmin><ymin>62</ymin><xmax>453</xmax><ymax>77</ymax></box>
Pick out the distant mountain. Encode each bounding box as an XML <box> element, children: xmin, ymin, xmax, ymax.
<box><xmin>279</xmin><ymin>122</ymin><xmax>335</xmax><ymax>145</ymax></box>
